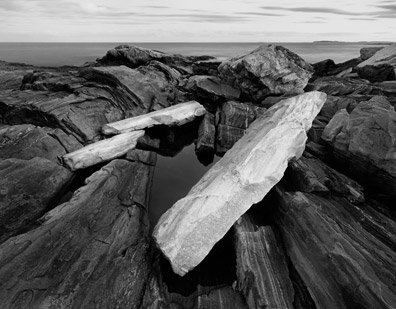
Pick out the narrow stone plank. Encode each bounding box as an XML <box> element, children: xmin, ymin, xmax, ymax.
<box><xmin>153</xmin><ymin>91</ymin><xmax>327</xmax><ymax>276</ymax></box>
<box><xmin>61</xmin><ymin>130</ymin><xmax>144</xmax><ymax>171</ymax></box>
<box><xmin>102</xmin><ymin>101</ymin><xmax>206</xmax><ymax>135</ymax></box>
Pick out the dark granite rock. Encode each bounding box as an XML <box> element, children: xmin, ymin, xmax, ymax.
<box><xmin>0</xmin><ymin>157</ymin><xmax>73</xmax><ymax>243</ymax></box>
<box><xmin>275</xmin><ymin>187</ymin><xmax>396</xmax><ymax>309</ymax></box>
<box><xmin>0</xmin><ymin>159</ymin><xmax>154</xmax><ymax>308</ymax></box>
<box><xmin>234</xmin><ymin>214</ymin><xmax>294</xmax><ymax>309</ymax></box>
<box><xmin>215</xmin><ymin>101</ymin><xmax>266</xmax><ymax>155</ymax></box>
<box><xmin>218</xmin><ymin>45</ymin><xmax>313</xmax><ymax>102</ymax></box>
<box><xmin>195</xmin><ymin>112</ymin><xmax>216</xmax><ymax>165</ymax></box>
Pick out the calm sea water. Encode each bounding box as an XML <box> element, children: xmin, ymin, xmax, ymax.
<box><xmin>0</xmin><ymin>41</ymin><xmax>386</xmax><ymax>226</ymax></box>
<box><xmin>0</xmin><ymin>42</ymin><xmax>388</xmax><ymax>66</ymax></box>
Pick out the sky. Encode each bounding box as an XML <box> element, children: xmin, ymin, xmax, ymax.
<box><xmin>0</xmin><ymin>0</ymin><xmax>394</xmax><ymax>42</ymax></box>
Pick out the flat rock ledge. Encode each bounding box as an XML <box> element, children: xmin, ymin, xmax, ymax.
<box><xmin>153</xmin><ymin>91</ymin><xmax>327</xmax><ymax>276</ymax></box>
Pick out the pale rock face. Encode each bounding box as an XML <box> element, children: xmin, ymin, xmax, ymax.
<box><xmin>102</xmin><ymin>101</ymin><xmax>206</xmax><ymax>135</ymax></box>
<box><xmin>153</xmin><ymin>91</ymin><xmax>327</xmax><ymax>276</ymax></box>
<box><xmin>218</xmin><ymin>45</ymin><xmax>313</xmax><ymax>101</ymax></box>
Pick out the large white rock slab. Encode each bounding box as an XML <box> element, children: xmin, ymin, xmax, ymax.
<box><xmin>102</xmin><ymin>101</ymin><xmax>206</xmax><ymax>135</ymax></box>
<box><xmin>153</xmin><ymin>91</ymin><xmax>327</xmax><ymax>276</ymax></box>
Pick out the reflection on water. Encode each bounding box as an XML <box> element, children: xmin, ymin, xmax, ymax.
<box><xmin>149</xmin><ymin>144</ymin><xmax>218</xmax><ymax>228</ymax></box>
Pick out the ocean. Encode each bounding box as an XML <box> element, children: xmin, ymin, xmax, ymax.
<box><xmin>0</xmin><ymin>42</ymin><xmax>389</xmax><ymax>67</ymax></box>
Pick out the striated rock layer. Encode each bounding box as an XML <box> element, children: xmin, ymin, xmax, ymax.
<box><xmin>275</xmin><ymin>188</ymin><xmax>396</xmax><ymax>309</ymax></box>
<box><xmin>0</xmin><ymin>157</ymin><xmax>155</xmax><ymax>308</ymax></box>
<box><xmin>153</xmin><ymin>91</ymin><xmax>326</xmax><ymax>276</ymax></box>
<box><xmin>234</xmin><ymin>214</ymin><xmax>294</xmax><ymax>309</ymax></box>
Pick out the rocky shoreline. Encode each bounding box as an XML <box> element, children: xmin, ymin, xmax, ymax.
<box><xmin>0</xmin><ymin>43</ymin><xmax>395</xmax><ymax>308</ymax></box>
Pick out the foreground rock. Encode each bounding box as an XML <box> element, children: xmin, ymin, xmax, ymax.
<box><xmin>322</xmin><ymin>96</ymin><xmax>396</xmax><ymax>197</ymax></box>
<box><xmin>234</xmin><ymin>214</ymin><xmax>294</xmax><ymax>309</ymax></box>
<box><xmin>102</xmin><ymin>101</ymin><xmax>206</xmax><ymax>135</ymax></box>
<box><xmin>153</xmin><ymin>91</ymin><xmax>326</xmax><ymax>276</ymax></box>
<box><xmin>275</xmin><ymin>187</ymin><xmax>396</xmax><ymax>309</ymax></box>
<box><xmin>0</xmin><ymin>157</ymin><xmax>154</xmax><ymax>308</ymax></box>
<box><xmin>355</xmin><ymin>43</ymin><xmax>396</xmax><ymax>82</ymax></box>
<box><xmin>218</xmin><ymin>45</ymin><xmax>313</xmax><ymax>102</ymax></box>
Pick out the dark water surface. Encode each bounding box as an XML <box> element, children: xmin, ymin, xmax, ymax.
<box><xmin>149</xmin><ymin>145</ymin><xmax>218</xmax><ymax>227</ymax></box>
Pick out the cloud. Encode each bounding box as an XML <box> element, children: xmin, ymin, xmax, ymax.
<box><xmin>139</xmin><ymin>13</ymin><xmax>249</xmax><ymax>23</ymax></box>
<box><xmin>260</xmin><ymin>6</ymin><xmax>355</xmax><ymax>16</ymax></box>
<box><xmin>236</xmin><ymin>12</ymin><xmax>285</xmax><ymax>17</ymax></box>
<box><xmin>372</xmin><ymin>3</ymin><xmax>396</xmax><ymax>18</ymax></box>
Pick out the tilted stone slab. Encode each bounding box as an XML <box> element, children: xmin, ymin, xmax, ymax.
<box><xmin>61</xmin><ymin>130</ymin><xmax>144</xmax><ymax>171</ymax></box>
<box><xmin>102</xmin><ymin>101</ymin><xmax>206</xmax><ymax>135</ymax></box>
<box><xmin>153</xmin><ymin>91</ymin><xmax>327</xmax><ymax>276</ymax></box>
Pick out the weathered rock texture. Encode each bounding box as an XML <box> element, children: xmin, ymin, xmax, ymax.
<box><xmin>61</xmin><ymin>130</ymin><xmax>144</xmax><ymax>171</ymax></box>
<box><xmin>322</xmin><ymin>96</ymin><xmax>396</xmax><ymax>196</ymax></box>
<box><xmin>0</xmin><ymin>158</ymin><xmax>154</xmax><ymax>308</ymax></box>
<box><xmin>218</xmin><ymin>45</ymin><xmax>313</xmax><ymax>101</ymax></box>
<box><xmin>234</xmin><ymin>214</ymin><xmax>294</xmax><ymax>309</ymax></box>
<box><xmin>153</xmin><ymin>91</ymin><xmax>326</xmax><ymax>276</ymax></box>
<box><xmin>102</xmin><ymin>101</ymin><xmax>206</xmax><ymax>135</ymax></box>
<box><xmin>355</xmin><ymin>43</ymin><xmax>396</xmax><ymax>82</ymax></box>
<box><xmin>215</xmin><ymin>101</ymin><xmax>266</xmax><ymax>155</ymax></box>
<box><xmin>195</xmin><ymin>112</ymin><xmax>216</xmax><ymax>165</ymax></box>
<box><xmin>275</xmin><ymin>188</ymin><xmax>396</xmax><ymax>309</ymax></box>
<box><xmin>0</xmin><ymin>157</ymin><xmax>73</xmax><ymax>244</ymax></box>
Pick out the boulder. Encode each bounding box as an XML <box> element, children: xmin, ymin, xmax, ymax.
<box><xmin>153</xmin><ymin>91</ymin><xmax>326</xmax><ymax>276</ymax></box>
<box><xmin>0</xmin><ymin>157</ymin><xmax>73</xmax><ymax>243</ymax></box>
<box><xmin>234</xmin><ymin>214</ymin><xmax>294</xmax><ymax>309</ymax></box>
<box><xmin>185</xmin><ymin>75</ymin><xmax>240</xmax><ymax>104</ymax></box>
<box><xmin>355</xmin><ymin>43</ymin><xmax>396</xmax><ymax>82</ymax></box>
<box><xmin>81</xmin><ymin>65</ymin><xmax>181</xmax><ymax>114</ymax></box>
<box><xmin>360</xmin><ymin>47</ymin><xmax>384</xmax><ymax>61</ymax></box>
<box><xmin>218</xmin><ymin>45</ymin><xmax>313</xmax><ymax>102</ymax></box>
<box><xmin>322</xmin><ymin>96</ymin><xmax>396</xmax><ymax>197</ymax></box>
<box><xmin>0</xmin><ymin>159</ymin><xmax>154</xmax><ymax>308</ymax></box>
<box><xmin>312</xmin><ymin>58</ymin><xmax>362</xmax><ymax>78</ymax></box>
<box><xmin>275</xmin><ymin>188</ymin><xmax>396</xmax><ymax>309</ymax></box>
